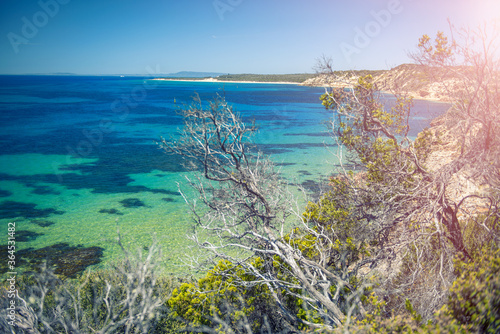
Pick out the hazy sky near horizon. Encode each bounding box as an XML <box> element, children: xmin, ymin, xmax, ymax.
<box><xmin>1</xmin><ymin>0</ymin><xmax>499</xmax><ymax>75</ymax></box>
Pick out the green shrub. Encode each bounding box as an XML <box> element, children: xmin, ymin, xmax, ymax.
<box><xmin>434</xmin><ymin>246</ymin><xmax>500</xmax><ymax>333</ymax></box>
<box><xmin>168</xmin><ymin>259</ymin><xmax>282</xmax><ymax>333</ymax></box>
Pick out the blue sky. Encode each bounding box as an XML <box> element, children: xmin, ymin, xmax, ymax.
<box><xmin>1</xmin><ymin>0</ymin><xmax>499</xmax><ymax>75</ymax></box>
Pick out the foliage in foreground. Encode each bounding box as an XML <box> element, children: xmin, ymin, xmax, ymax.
<box><xmin>0</xmin><ymin>237</ymin><xmax>173</xmax><ymax>334</ymax></box>
<box><xmin>164</xmin><ymin>187</ymin><xmax>499</xmax><ymax>333</ymax></box>
<box><xmin>3</xmin><ymin>229</ymin><xmax>499</xmax><ymax>334</ymax></box>
<box><xmin>168</xmin><ymin>259</ymin><xmax>288</xmax><ymax>333</ymax></box>
<box><xmin>336</xmin><ymin>244</ymin><xmax>500</xmax><ymax>333</ymax></box>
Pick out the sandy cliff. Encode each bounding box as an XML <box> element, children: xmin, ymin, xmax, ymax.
<box><xmin>300</xmin><ymin>64</ymin><xmax>459</xmax><ymax>102</ymax></box>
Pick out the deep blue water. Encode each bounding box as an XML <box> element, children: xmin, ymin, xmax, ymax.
<box><xmin>0</xmin><ymin>75</ymin><xmax>449</xmax><ymax>273</ymax></box>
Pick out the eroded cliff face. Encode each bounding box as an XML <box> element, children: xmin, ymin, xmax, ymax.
<box><xmin>301</xmin><ymin>64</ymin><xmax>460</xmax><ymax>102</ymax></box>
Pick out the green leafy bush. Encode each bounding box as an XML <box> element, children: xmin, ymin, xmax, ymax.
<box><xmin>168</xmin><ymin>259</ymin><xmax>284</xmax><ymax>333</ymax></box>
<box><xmin>435</xmin><ymin>246</ymin><xmax>500</xmax><ymax>333</ymax></box>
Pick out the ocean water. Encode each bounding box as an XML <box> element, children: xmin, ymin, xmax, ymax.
<box><xmin>0</xmin><ymin>75</ymin><xmax>449</xmax><ymax>274</ymax></box>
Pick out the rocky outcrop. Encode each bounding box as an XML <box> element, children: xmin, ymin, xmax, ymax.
<box><xmin>299</xmin><ymin>73</ymin><xmax>359</xmax><ymax>89</ymax></box>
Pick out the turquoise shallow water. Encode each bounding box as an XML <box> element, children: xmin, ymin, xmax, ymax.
<box><xmin>0</xmin><ymin>76</ymin><xmax>449</xmax><ymax>275</ymax></box>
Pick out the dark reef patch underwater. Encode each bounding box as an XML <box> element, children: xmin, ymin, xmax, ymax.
<box><xmin>15</xmin><ymin>230</ymin><xmax>43</xmax><ymax>242</ymax></box>
<box><xmin>99</xmin><ymin>208</ymin><xmax>124</xmax><ymax>215</ymax></box>
<box><xmin>120</xmin><ymin>197</ymin><xmax>146</xmax><ymax>208</ymax></box>
<box><xmin>0</xmin><ymin>200</ymin><xmax>65</xmax><ymax>219</ymax></box>
<box><xmin>0</xmin><ymin>242</ymin><xmax>104</xmax><ymax>278</ymax></box>
<box><xmin>30</xmin><ymin>219</ymin><xmax>55</xmax><ymax>227</ymax></box>
<box><xmin>0</xmin><ymin>189</ymin><xmax>12</xmax><ymax>197</ymax></box>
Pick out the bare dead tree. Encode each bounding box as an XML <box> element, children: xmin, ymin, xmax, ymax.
<box><xmin>161</xmin><ymin>95</ymin><xmax>374</xmax><ymax>330</ymax></box>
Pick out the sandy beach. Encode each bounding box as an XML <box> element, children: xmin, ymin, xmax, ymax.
<box><xmin>151</xmin><ymin>78</ymin><xmax>300</xmax><ymax>85</ymax></box>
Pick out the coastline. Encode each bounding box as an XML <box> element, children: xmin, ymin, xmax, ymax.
<box><xmin>151</xmin><ymin>77</ymin><xmax>450</xmax><ymax>102</ymax></box>
<box><xmin>151</xmin><ymin>78</ymin><xmax>299</xmax><ymax>85</ymax></box>
<box><xmin>300</xmin><ymin>82</ymin><xmax>450</xmax><ymax>103</ymax></box>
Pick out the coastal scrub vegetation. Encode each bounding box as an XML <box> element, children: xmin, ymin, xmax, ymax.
<box><xmin>215</xmin><ymin>73</ymin><xmax>318</xmax><ymax>83</ymax></box>
<box><xmin>1</xmin><ymin>234</ymin><xmax>168</xmax><ymax>333</ymax></box>
<box><xmin>2</xmin><ymin>22</ymin><xmax>499</xmax><ymax>333</ymax></box>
